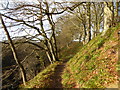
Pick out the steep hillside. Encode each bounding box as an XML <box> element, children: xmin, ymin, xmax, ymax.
<box><xmin>62</xmin><ymin>23</ymin><xmax>120</xmax><ymax>88</ymax></box>
<box><xmin>2</xmin><ymin>42</ymin><xmax>52</xmax><ymax>89</ymax></box>
<box><xmin>20</xmin><ymin>42</ymin><xmax>82</xmax><ymax>88</ymax></box>
<box><xmin>20</xmin><ymin>23</ymin><xmax>120</xmax><ymax>88</ymax></box>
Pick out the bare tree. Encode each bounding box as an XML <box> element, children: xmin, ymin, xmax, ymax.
<box><xmin>0</xmin><ymin>15</ymin><xmax>27</xmax><ymax>85</ymax></box>
<box><xmin>1</xmin><ymin>1</ymin><xmax>84</xmax><ymax>63</ymax></box>
<box><xmin>92</xmin><ymin>2</ymin><xmax>104</xmax><ymax>37</ymax></box>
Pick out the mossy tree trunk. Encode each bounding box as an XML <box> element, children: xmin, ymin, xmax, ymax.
<box><xmin>87</xmin><ymin>2</ymin><xmax>91</xmax><ymax>43</ymax></box>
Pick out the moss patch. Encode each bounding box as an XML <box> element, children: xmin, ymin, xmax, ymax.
<box><xmin>62</xmin><ymin>23</ymin><xmax>120</xmax><ymax>88</ymax></box>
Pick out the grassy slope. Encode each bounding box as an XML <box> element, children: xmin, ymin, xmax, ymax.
<box><xmin>20</xmin><ymin>23</ymin><xmax>120</xmax><ymax>88</ymax></box>
<box><xmin>20</xmin><ymin>62</ymin><xmax>60</xmax><ymax>88</ymax></box>
<box><xmin>62</xmin><ymin>23</ymin><xmax>120</xmax><ymax>88</ymax></box>
<box><xmin>19</xmin><ymin>42</ymin><xmax>82</xmax><ymax>88</ymax></box>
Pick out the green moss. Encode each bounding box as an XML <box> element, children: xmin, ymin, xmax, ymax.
<box><xmin>97</xmin><ymin>39</ymin><xmax>105</xmax><ymax>49</ymax></box>
<box><xmin>20</xmin><ymin>23</ymin><xmax>120</xmax><ymax>88</ymax></box>
<box><xmin>62</xmin><ymin>23</ymin><xmax>120</xmax><ymax>88</ymax></box>
<box><xmin>84</xmin><ymin>55</ymin><xmax>90</xmax><ymax>61</ymax></box>
<box><xmin>19</xmin><ymin>62</ymin><xmax>59</xmax><ymax>88</ymax></box>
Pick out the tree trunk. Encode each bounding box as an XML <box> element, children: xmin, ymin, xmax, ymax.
<box><xmin>39</xmin><ymin>2</ymin><xmax>59</xmax><ymax>63</ymax></box>
<box><xmin>103</xmin><ymin>2</ymin><xmax>113</xmax><ymax>35</ymax></box>
<box><xmin>48</xmin><ymin>41</ymin><xmax>57</xmax><ymax>62</ymax></box>
<box><xmin>46</xmin><ymin>51</ymin><xmax>53</xmax><ymax>64</ymax></box>
<box><xmin>45</xmin><ymin>2</ymin><xmax>59</xmax><ymax>61</ymax></box>
<box><xmin>44</xmin><ymin>41</ymin><xmax>53</xmax><ymax>64</ymax></box>
<box><xmin>115</xmin><ymin>2</ymin><xmax>120</xmax><ymax>22</ymax></box>
<box><xmin>116</xmin><ymin>2</ymin><xmax>119</xmax><ymax>17</ymax></box>
<box><xmin>111</xmin><ymin>2</ymin><xmax>115</xmax><ymax>26</ymax></box>
<box><xmin>87</xmin><ymin>3</ymin><xmax>91</xmax><ymax>42</ymax></box>
<box><xmin>79</xmin><ymin>33</ymin><xmax>82</xmax><ymax>43</ymax></box>
<box><xmin>97</xmin><ymin>22</ymin><xmax>100</xmax><ymax>35</ymax></box>
<box><xmin>83</xmin><ymin>24</ymin><xmax>87</xmax><ymax>45</ymax></box>
<box><xmin>0</xmin><ymin>15</ymin><xmax>27</xmax><ymax>85</ymax></box>
<box><xmin>52</xmin><ymin>35</ymin><xmax>59</xmax><ymax>61</ymax></box>
<box><xmin>47</xmin><ymin>14</ymin><xmax>59</xmax><ymax>61</ymax></box>
<box><xmin>43</xmin><ymin>40</ymin><xmax>54</xmax><ymax>64</ymax></box>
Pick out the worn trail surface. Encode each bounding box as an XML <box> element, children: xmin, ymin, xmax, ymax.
<box><xmin>50</xmin><ymin>60</ymin><xmax>68</xmax><ymax>88</ymax></box>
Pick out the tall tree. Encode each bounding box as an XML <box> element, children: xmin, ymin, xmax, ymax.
<box><xmin>92</xmin><ymin>2</ymin><xmax>104</xmax><ymax>37</ymax></box>
<box><xmin>103</xmin><ymin>2</ymin><xmax>114</xmax><ymax>35</ymax></box>
<box><xmin>115</xmin><ymin>2</ymin><xmax>120</xmax><ymax>22</ymax></box>
<box><xmin>1</xmin><ymin>1</ymin><xmax>84</xmax><ymax>63</ymax></box>
<box><xmin>0</xmin><ymin>15</ymin><xmax>27</xmax><ymax>85</ymax></box>
<box><xmin>87</xmin><ymin>2</ymin><xmax>91</xmax><ymax>42</ymax></box>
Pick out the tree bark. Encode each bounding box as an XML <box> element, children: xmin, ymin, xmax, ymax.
<box><xmin>39</xmin><ymin>2</ymin><xmax>58</xmax><ymax>63</ymax></box>
<box><xmin>45</xmin><ymin>2</ymin><xmax>59</xmax><ymax>61</ymax></box>
<box><xmin>103</xmin><ymin>2</ymin><xmax>113</xmax><ymax>35</ymax></box>
<box><xmin>116</xmin><ymin>2</ymin><xmax>119</xmax><ymax>17</ymax></box>
<box><xmin>0</xmin><ymin>15</ymin><xmax>27</xmax><ymax>85</ymax></box>
<box><xmin>43</xmin><ymin>40</ymin><xmax>53</xmax><ymax>64</ymax></box>
<box><xmin>46</xmin><ymin>51</ymin><xmax>53</xmax><ymax>64</ymax></box>
<box><xmin>111</xmin><ymin>2</ymin><xmax>114</xmax><ymax>26</ymax></box>
<box><xmin>115</xmin><ymin>2</ymin><xmax>120</xmax><ymax>22</ymax></box>
<box><xmin>83</xmin><ymin>24</ymin><xmax>87</xmax><ymax>45</ymax></box>
<box><xmin>87</xmin><ymin>3</ymin><xmax>91</xmax><ymax>42</ymax></box>
<box><xmin>48</xmin><ymin>41</ymin><xmax>58</xmax><ymax>62</ymax></box>
<box><xmin>79</xmin><ymin>33</ymin><xmax>82</xmax><ymax>43</ymax></box>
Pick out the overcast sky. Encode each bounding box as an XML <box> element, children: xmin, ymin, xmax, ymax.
<box><xmin>0</xmin><ymin>0</ymin><xmax>64</xmax><ymax>41</ymax></box>
<box><xmin>0</xmin><ymin>0</ymin><xmax>120</xmax><ymax>41</ymax></box>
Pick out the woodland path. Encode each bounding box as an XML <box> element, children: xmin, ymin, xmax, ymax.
<box><xmin>50</xmin><ymin>60</ymin><xmax>68</xmax><ymax>88</ymax></box>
